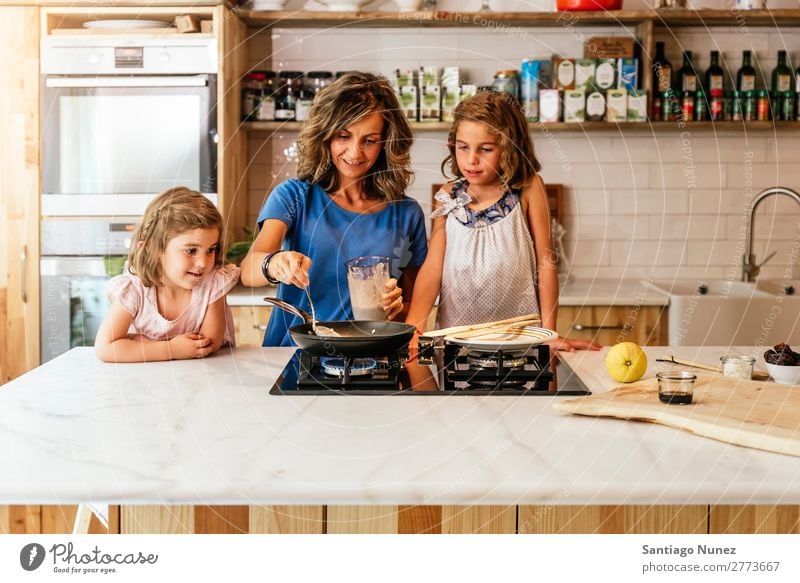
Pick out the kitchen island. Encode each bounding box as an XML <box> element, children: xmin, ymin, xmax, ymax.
<box><xmin>0</xmin><ymin>346</ymin><xmax>798</xmax><ymax>534</ymax></box>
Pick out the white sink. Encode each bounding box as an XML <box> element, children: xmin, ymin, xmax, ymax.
<box><xmin>648</xmin><ymin>280</ymin><xmax>800</xmax><ymax>346</ymax></box>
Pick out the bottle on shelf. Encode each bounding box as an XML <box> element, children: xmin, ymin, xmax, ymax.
<box><xmin>653</xmin><ymin>42</ymin><xmax>673</xmax><ymax>94</ymax></box>
<box><xmin>705</xmin><ymin>51</ymin><xmax>725</xmax><ymax>97</ymax></box>
<box><xmin>737</xmin><ymin>50</ymin><xmax>757</xmax><ymax>92</ymax></box>
<box><xmin>677</xmin><ymin>51</ymin><xmax>699</xmax><ymax>93</ymax></box>
<box><xmin>771</xmin><ymin>50</ymin><xmax>794</xmax><ymax>94</ymax></box>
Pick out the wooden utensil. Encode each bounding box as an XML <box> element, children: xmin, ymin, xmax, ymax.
<box><xmin>656</xmin><ymin>355</ymin><xmax>770</xmax><ymax>381</ymax></box>
<box><xmin>424</xmin><ymin>313</ymin><xmax>541</xmax><ymax>338</ymax></box>
<box><xmin>446</xmin><ymin>319</ymin><xmax>542</xmax><ymax>340</ymax></box>
<box><xmin>554</xmin><ymin>375</ymin><xmax>800</xmax><ymax>457</ymax></box>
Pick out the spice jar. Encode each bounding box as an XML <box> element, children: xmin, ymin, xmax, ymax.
<box><xmin>720</xmin><ymin>355</ymin><xmax>756</xmax><ymax>380</ymax></box>
<box><xmin>493</xmin><ymin>70</ymin><xmax>520</xmax><ymax>100</ymax></box>
<box><xmin>681</xmin><ymin>90</ymin><xmax>695</xmax><ymax>121</ymax></box>
<box><xmin>694</xmin><ymin>89</ymin><xmax>708</xmax><ymax>121</ymax></box>
<box><xmin>756</xmin><ymin>89</ymin><xmax>770</xmax><ymax>121</ymax></box>
<box><xmin>275</xmin><ymin>71</ymin><xmax>304</xmax><ymax>121</ymax></box>
<box><xmin>722</xmin><ymin>91</ymin><xmax>733</xmax><ymax>120</ymax></box>
<box><xmin>241</xmin><ymin>72</ymin><xmax>265</xmax><ymax>122</ymax></box>
<box><xmin>651</xmin><ymin>93</ymin><xmax>663</xmax><ymax>121</ymax></box>
<box><xmin>663</xmin><ymin>90</ymin><xmax>678</xmax><ymax>121</ymax></box>
<box><xmin>731</xmin><ymin>91</ymin><xmax>743</xmax><ymax>121</ymax></box>
<box><xmin>742</xmin><ymin>90</ymin><xmax>756</xmax><ymax>121</ymax></box>
<box><xmin>779</xmin><ymin>91</ymin><xmax>795</xmax><ymax>121</ymax></box>
<box><xmin>657</xmin><ymin>371</ymin><xmax>696</xmax><ymax>405</ymax></box>
<box><xmin>710</xmin><ymin>93</ymin><xmax>724</xmax><ymax>121</ymax></box>
<box><xmin>255</xmin><ymin>71</ymin><xmax>277</xmax><ymax>121</ymax></box>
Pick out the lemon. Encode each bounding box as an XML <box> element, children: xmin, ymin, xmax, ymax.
<box><xmin>605</xmin><ymin>342</ymin><xmax>648</xmax><ymax>383</ymax></box>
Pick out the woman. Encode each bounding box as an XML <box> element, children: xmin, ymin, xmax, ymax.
<box><xmin>241</xmin><ymin>72</ymin><xmax>428</xmax><ymax>346</ymax></box>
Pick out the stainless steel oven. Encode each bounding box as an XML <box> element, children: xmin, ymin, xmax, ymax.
<box><xmin>40</xmin><ymin>219</ymin><xmax>137</xmax><ymax>363</ymax></box>
<box><xmin>41</xmin><ymin>36</ymin><xmax>218</xmax><ymax>216</ymax></box>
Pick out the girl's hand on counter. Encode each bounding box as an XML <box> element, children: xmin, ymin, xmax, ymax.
<box><xmin>168</xmin><ymin>333</ymin><xmax>213</xmax><ymax>359</ymax></box>
<box><xmin>548</xmin><ymin>337</ymin><xmax>602</xmax><ymax>352</ymax></box>
<box><xmin>382</xmin><ymin>278</ymin><xmax>403</xmax><ymax>320</ymax></box>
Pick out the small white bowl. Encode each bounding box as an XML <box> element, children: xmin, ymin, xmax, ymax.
<box><xmin>249</xmin><ymin>0</ymin><xmax>289</xmax><ymax>9</ymax></box>
<box><xmin>765</xmin><ymin>362</ymin><xmax>800</xmax><ymax>385</ymax></box>
<box><xmin>394</xmin><ymin>0</ymin><xmax>424</xmax><ymax>11</ymax></box>
<box><xmin>315</xmin><ymin>0</ymin><xmax>375</xmax><ymax>10</ymax></box>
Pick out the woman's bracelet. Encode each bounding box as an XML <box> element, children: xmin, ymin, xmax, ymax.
<box><xmin>261</xmin><ymin>251</ymin><xmax>284</xmax><ymax>285</ymax></box>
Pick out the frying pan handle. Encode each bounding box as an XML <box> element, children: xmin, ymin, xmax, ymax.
<box><xmin>263</xmin><ymin>297</ymin><xmax>312</xmax><ymax>323</ymax></box>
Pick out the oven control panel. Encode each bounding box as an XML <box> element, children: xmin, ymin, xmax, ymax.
<box><xmin>41</xmin><ymin>219</ymin><xmax>138</xmax><ymax>256</ymax></box>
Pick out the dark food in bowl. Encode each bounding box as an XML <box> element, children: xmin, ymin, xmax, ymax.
<box><xmin>763</xmin><ymin>343</ymin><xmax>800</xmax><ymax>366</ymax></box>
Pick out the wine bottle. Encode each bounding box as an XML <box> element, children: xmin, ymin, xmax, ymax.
<box><xmin>705</xmin><ymin>51</ymin><xmax>725</xmax><ymax>97</ymax></box>
<box><xmin>653</xmin><ymin>42</ymin><xmax>673</xmax><ymax>93</ymax></box>
<box><xmin>737</xmin><ymin>50</ymin><xmax>757</xmax><ymax>92</ymax></box>
<box><xmin>772</xmin><ymin>50</ymin><xmax>794</xmax><ymax>93</ymax></box>
<box><xmin>677</xmin><ymin>51</ymin><xmax>699</xmax><ymax>93</ymax></box>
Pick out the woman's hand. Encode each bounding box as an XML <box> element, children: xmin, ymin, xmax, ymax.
<box><xmin>268</xmin><ymin>251</ymin><xmax>312</xmax><ymax>288</ymax></box>
<box><xmin>548</xmin><ymin>336</ymin><xmax>603</xmax><ymax>353</ymax></box>
<box><xmin>382</xmin><ymin>278</ymin><xmax>403</xmax><ymax>320</ymax></box>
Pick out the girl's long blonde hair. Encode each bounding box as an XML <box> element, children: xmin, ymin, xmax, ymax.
<box><xmin>128</xmin><ymin>187</ymin><xmax>224</xmax><ymax>287</ymax></box>
<box><xmin>296</xmin><ymin>71</ymin><xmax>414</xmax><ymax>201</ymax></box>
<box><xmin>442</xmin><ymin>90</ymin><xmax>541</xmax><ymax>189</ymax></box>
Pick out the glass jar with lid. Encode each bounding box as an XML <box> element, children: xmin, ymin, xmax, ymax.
<box><xmin>241</xmin><ymin>72</ymin><xmax>265</xmax><ymax>122</ymax></box>
<box><xmin>720</xmin><ymin>355</ymin><xmax>755</xmax><ymax>380</ymax></box>
<box><xmin>492</xmin><ymin>70</ymin><xmax>520</xmax><ymax>100</ymax></box>
<box><xmin>255</xmin><ymin>71</ymin><xmax>277</xmax><ymax>121</ymax></box>
<box><xmin>296</xmin><ymin>71</ymin><xmax>333</xmax><ymax>122</ymax></box>
<box><xmin>306</xmin><ymin>71</ymin><xmax>333</xmax><ymax>96</ymax></box>
<box><xmin>275</xmin><ymin>71</ymin><xmax>304</xmax><ymax>122</ymax></box>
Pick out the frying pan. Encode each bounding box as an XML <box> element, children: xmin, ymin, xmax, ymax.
<box><xmin>264</xmin><ymin>297</ymin><xmax>416</xmax><ymax>357</ymax></box>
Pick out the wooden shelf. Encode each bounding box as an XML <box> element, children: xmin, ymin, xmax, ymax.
<box><xmin>244</xmin><ymin>120</ymin><xmax>800</xmax><ymax>134</ymax></box>
<box><xmin>238</xmin><ymin>8</ymin><xmax>800</xmax><ymax>29</ymax></box>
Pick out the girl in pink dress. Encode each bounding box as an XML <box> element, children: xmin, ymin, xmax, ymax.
<box><xmin>95</xmin><ymin>187</ymin><xmax>241</xmax><ymax>362</ymax></box>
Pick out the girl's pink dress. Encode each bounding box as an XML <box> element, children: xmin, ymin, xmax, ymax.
<box><xmin>106</xmin><ymin>265</ymin><xmax>241</xmax><ymax>346</ymax></box>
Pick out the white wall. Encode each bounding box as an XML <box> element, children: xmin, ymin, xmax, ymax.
<box><xmin>245</xmin><ymin>22</ymin><xmax>800</xmax><ymax>282</ymax></box>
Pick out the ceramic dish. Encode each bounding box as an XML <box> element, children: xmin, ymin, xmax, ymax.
<box><xmin>83</xmin><ymin>20</ymin><xmax>172</xmax><ymax>29</ymax></box>
<box><xmin>314</xmin><ymin>0</ymin><xmax>376</xmax><ymax>11</ymax></box>
<box><xmin>765</xmin><ymin>362</ymin><xmax>800</xmax><ymax>385</ymax></box>
<box><xmin>445</xmin><ymin>326</ymin><xmax>558</xmax><ymax>351</ymax></box>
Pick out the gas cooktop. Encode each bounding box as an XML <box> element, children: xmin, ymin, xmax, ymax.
<box><xmin>269</xmin><ymin>342</ymin><xmax>591</xmax><ymax>396</ymax></box>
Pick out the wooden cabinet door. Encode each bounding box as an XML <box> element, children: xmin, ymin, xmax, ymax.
<box><xmin>231</xmin><ymin>306</ymin><xmax>272</xmax><ymax>347</ymax></box>
<box><xmin>558</xmin><ymin>305</ymin><xmax>667</xmax><ymax>346</ymax></box>
<box><xmin>1</xmin><ymin>6</ymin><xmax>40</xmax><ymax>384</ymax></box>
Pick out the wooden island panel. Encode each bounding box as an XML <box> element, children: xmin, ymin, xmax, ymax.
<box><xmin>519</xmin><ymin>505</ymin><xmax>707</xmax><ymax>534</ymax></box>
<box><xmin>710</xmin><ymin>505</ymin><xmax>800</xmax><ymax>534</ymax></box>
<box><xmin>250</xmin><ymin>506</ymin><xmax>324</xmax><ymax>534</ymax></box>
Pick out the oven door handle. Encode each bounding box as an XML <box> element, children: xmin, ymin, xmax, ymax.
<box><xmin>45</xmin><ymin>75</ymin><xmax>209</xmax><ymax>88</ymax></box>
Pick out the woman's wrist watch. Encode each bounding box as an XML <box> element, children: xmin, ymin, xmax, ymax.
<box><xmin>261</xmin><ymin>251</ymin><xmax>283</xmax><ymax>285</ymax></box>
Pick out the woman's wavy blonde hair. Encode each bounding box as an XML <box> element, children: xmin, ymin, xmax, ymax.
<box><xmin>442</xmin><ymin>90</ymin><xmax>541</xmax><ymax>190</ymax></box>
<box><xmin>127</xmin><ymin>187</ymin><xmax>224</xmax><ymax>287</ymax></box>
<box><xmin>296</xmin><ymin>71</ymin><xmax>414</xmax><ymax>201</ymax></box>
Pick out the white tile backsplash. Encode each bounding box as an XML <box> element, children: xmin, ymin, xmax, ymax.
<box><xmin>245</xmin><ymin>23</ymin><xmax>800</xmax><ymax>281</ymax></box>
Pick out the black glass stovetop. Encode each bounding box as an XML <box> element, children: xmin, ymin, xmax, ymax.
<box><xmin>269</xmin><ymin>345</ymin><xmax>591</xmax><ymax>396</ymax></box>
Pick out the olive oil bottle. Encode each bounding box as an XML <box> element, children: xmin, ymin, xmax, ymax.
<box><xmin>653</xmin><ymin>42</ymin><xmax>672</xmax><ymax>93</ymax></box>
<box><xmin>677</xmin><ymin>51</ymin><xmax>699</xmax><ymax>93</ymax></box>
<box><xmin>737</xmin><ymin>50</ymin><xmax>757</xmax><ymax>92</ymax></box>
<box><xmin>705</xmin><ymin>51</ymin><xmax>725</xmax><ymax>96</ymax></box>
<box><xmin>772</xmin><ymin>50</ymin><xmax>794</xmax><ymax>93</ymax></box>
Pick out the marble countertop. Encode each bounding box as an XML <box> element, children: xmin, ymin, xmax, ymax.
<box><xmin>226</xmin><ymin>284</ymin><xmax>277</xmax><ymax>306</ymax></box>
<box><xmin>1</xmin><ymin>346</ymin><xmax>796</xmax><ymax>506</ymax></box>
<box><xmin>227</xmin><ymin>278</ymin><xmax>670</xmax><ymax>308</ymax></box>
<box><xmin>558</xmin><ymin>277</ymin><xmax>669</xmax><ymax>306</ymax></box>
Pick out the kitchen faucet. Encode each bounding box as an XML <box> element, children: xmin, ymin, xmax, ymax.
<box><xmin>742</xmin><ymin>186</ymin><xmax>800</xmax><ymax>282</ymax></box>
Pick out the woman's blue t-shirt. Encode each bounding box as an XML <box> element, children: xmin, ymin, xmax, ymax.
<box><xmin>257</xmin><ymin>179</ymin><xmax>428</xmax><ymax>347</ymax></box>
